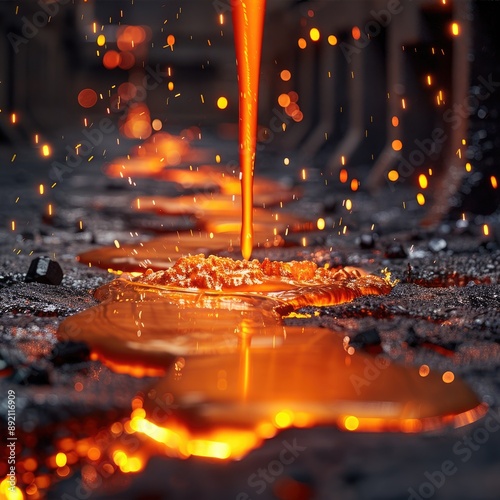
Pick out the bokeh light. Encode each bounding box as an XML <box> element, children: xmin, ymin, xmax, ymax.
<box><xmin>77</xmin><ymin>88</ymin><xmax>98</xmax><ymax>108</ymax></box>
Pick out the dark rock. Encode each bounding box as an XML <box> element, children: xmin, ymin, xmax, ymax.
<box><xmin>50</xmin><ymin>341</ymin><xmax>91</xmax><ymax>366</ymax></box>
<box><xmin>409</xmin><ymin>229</ymin><xmax>426</xmax><ymax>241</ymax></box>
<box><xmin>25</xmin><ymin>256</ymin><xmax>63</xmax><ymax>286</ymax></box>
<box><xmin>357</xmin><ymin>234</ymin><xmax>376</xmax><ymax>249</ymax></box>
<box><xmin>405</xmin><ymin>326</ymin><xmax>421</xmax><ymax>348</ymax></box>
<box><xmin>0</xmin><ymin>349</ymin><xmax>12</xmax><ymax>376</ymax></box>
<box><xmin>349</xmin><ymin>328</ymin><xmax>382</xmax><ymax>352</ymax></box>
<box><xmin>0</xmin><ymin>275</ymin><xmax>15</xmax><ymax>288</ymax></box>
<box><xmin>438</xmin><ymin>224</ymin><xmax>452</xmax><ymax>235</ymax></box>
<box><xmin>384</xmin><ymin>242</ymin><xmax>407</xmax><ymax>259</ymax></box>
<box><xmin>21</xmin><ymin>230</ymin><xmax>36</xmax><ymax>240</ymax></box>
<box><xmin>342</xmin><ymin>467</ymin><xmax>366</xmax><ymax>485</ymax></box>
<box><xmin>41</xmin><ymin>214</ymin><xmax>72</xmax><ymax>229</ymax></box>
<box><xmin>479</xmin><ymin>240</ymin><xmax>498</xmax><ymax>252</ymax></box>
<box><xmin>12</xmin><ymin>365</ymin><xmax>51</xmax><ymax>385</ymax></box>
<box><xmin>323</xmin><ymin>194</ymin><xmax>336</xmax><ymax>212</ymax></box>
<box><xmin>0</xmin><ymin>359</ymin><xmax>9</xmax><ymax>376</ymax></box>
<box><xmin>0</xmin><ymin>347</ymin><xmax>26</xmax><ymax>367</ymax></box>
<box><xmin>428</xmin><ymin>238</ymin><xmax>448</xmax><ymax>253</ymax></box>
<box><xmin>328</xmin><ymin>251</ymin><xmax>345</xmax><ymax>267</ymax></box>
<box><xmin>455</xmin><ymin>218</ymin><xmax>474</xmax><ymax>235</ymax></box>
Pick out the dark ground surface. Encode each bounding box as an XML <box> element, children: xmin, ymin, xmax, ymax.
<box><xmin>1</xmin><ymin>133</ymin><xmax>500</xmax><ymax>500</ymax></box>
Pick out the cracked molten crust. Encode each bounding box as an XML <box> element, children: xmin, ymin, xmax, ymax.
<box><xmin>133</xmin><ymin>254</ymin><xmax>373</xmax><ymax>291</ymax></box>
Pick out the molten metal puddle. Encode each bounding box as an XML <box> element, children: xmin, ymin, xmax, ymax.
<box><xmin>81</xmin><ymin>167</ymin><xmax>312</xmax><ymax>273</ymax></box>
<box><xmin>130</xmin><ymin>326</ymin><xmax>486</xmax><ymax>460</ymax></box>
<box><xmin>57</xmin><ymin>263</ymin><xmax>486</xmax><ymax>462</ymax></box>
<box><xmin>59</xmin><ymin>266</ymin><xmax>392</xmax><ymax>375</ymax></box>
<box><xmin>104</xmin><ymin>131</ymin><xmax>210</xmax><ymax>177</ymax></box>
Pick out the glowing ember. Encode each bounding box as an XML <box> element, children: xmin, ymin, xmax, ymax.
<box><xmin>328</xmin><ymin>35</ymin><xmax>338</xmax><ymax>46</ymax></box>
<box><xmin>217</xmin><ymin>96</ymin><xmax>228</xmax><ymax>110</ymax></box>
<box><xmin>280</xmin><ymin>69</ymin><xmax>291</xmax><ymax>81</ymax></box>
<box><xmin>309</xmin><ymin>28</ymin><xmax>320</xmax><ymax>42</ymax></box>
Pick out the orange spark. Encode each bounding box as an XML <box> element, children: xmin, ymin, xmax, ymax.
<box><xmin>309</xmin><ymin>28</ymin><xmax>320</xmax><ymax>41</ymax></box>
<box><xmin>418</xmin><ymin>174</ymin><xmax>428</xmax><ymax>189</ymax></box>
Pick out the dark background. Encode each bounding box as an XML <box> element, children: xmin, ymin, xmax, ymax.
<box><xmin>1</xmin><ymin>0</ymin><xmax>499</xmax><ymax>221</ymax></box>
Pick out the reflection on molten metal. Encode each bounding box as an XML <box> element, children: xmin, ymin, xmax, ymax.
<box><xmin>78</xmin><ymin>229</ymin><xmax>287</xmax><ymax>273</ymax></box>
<box><xmin>120</xmin><ymin>103</ymin><xmax>152</xmax><ymax>140</ymax></box>
<box><xmin>56</xmin><ymin>254</ymin><xmax>484</xmax><ymax>462</ymax></box>
<box><xmin>60</xmin><ymin>255</ymin><xmax>393</xmax><ymax>373</ymax></box>
<box><xmin>127</xmin><ymin>326</ymin><xmax>486</xmax><ymax>460</ymax></box>
<box><xmin>105</xmin><ymin>131</ymin><xmax>207</xmax><ymax>178</ymax></box>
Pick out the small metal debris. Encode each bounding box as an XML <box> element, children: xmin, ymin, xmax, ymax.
<box><xmin>384</xmin><ymin>242</ymin><xmax>407</xmax><ymax>259</ymax></box>
<box><xmin>357</xmin><ymin>234</ymin><xmax>376</xmax><ymax>249</ymax></box>
<box><xmin>25</xmin><ymin>256</ymin><xmax>64</xmax><ymax>286</ymax></box>
<box><xmin>50</xmin><ymin>341</ymin><xmax>91</xmax><ymax>366</ymax></box>
<box><xmin>349</xmin><ymin>328</ymin><xmax>382</xmax><ymax>352</ymax></box>
<box><xmin>428</xmin><ymin>238</ymin><xmax>448</xmax><ymax>253</ymax></box>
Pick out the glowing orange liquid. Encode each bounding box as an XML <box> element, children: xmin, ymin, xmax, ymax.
<box><xmin>232</xmin><ymin>0</ymin><xmax>267</xmax><ymax>259</ymax></box>
<box><xmin>56</xmin><ymin>258</ymin><xmax>486</xmax><ymax>464</ymax></box>
<box><xmin>132</xmin><ymin>327</ymin><xmax>486</xmax><ymax>459</ymax></box>
<box><xmin>58</xmin><ymin>265</ymin><xmax>393</xmax><ymax>374</ymax></box>
<box><xmin>52</xmin><ymin>4</ymin><xmax>488</xmax><ymax>475</ymax></box>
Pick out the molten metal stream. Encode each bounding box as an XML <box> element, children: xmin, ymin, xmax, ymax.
<box><xmin>232</xmin><ymin>0</ymin><xmax>267</xmax><ymax>259</ymax></box>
